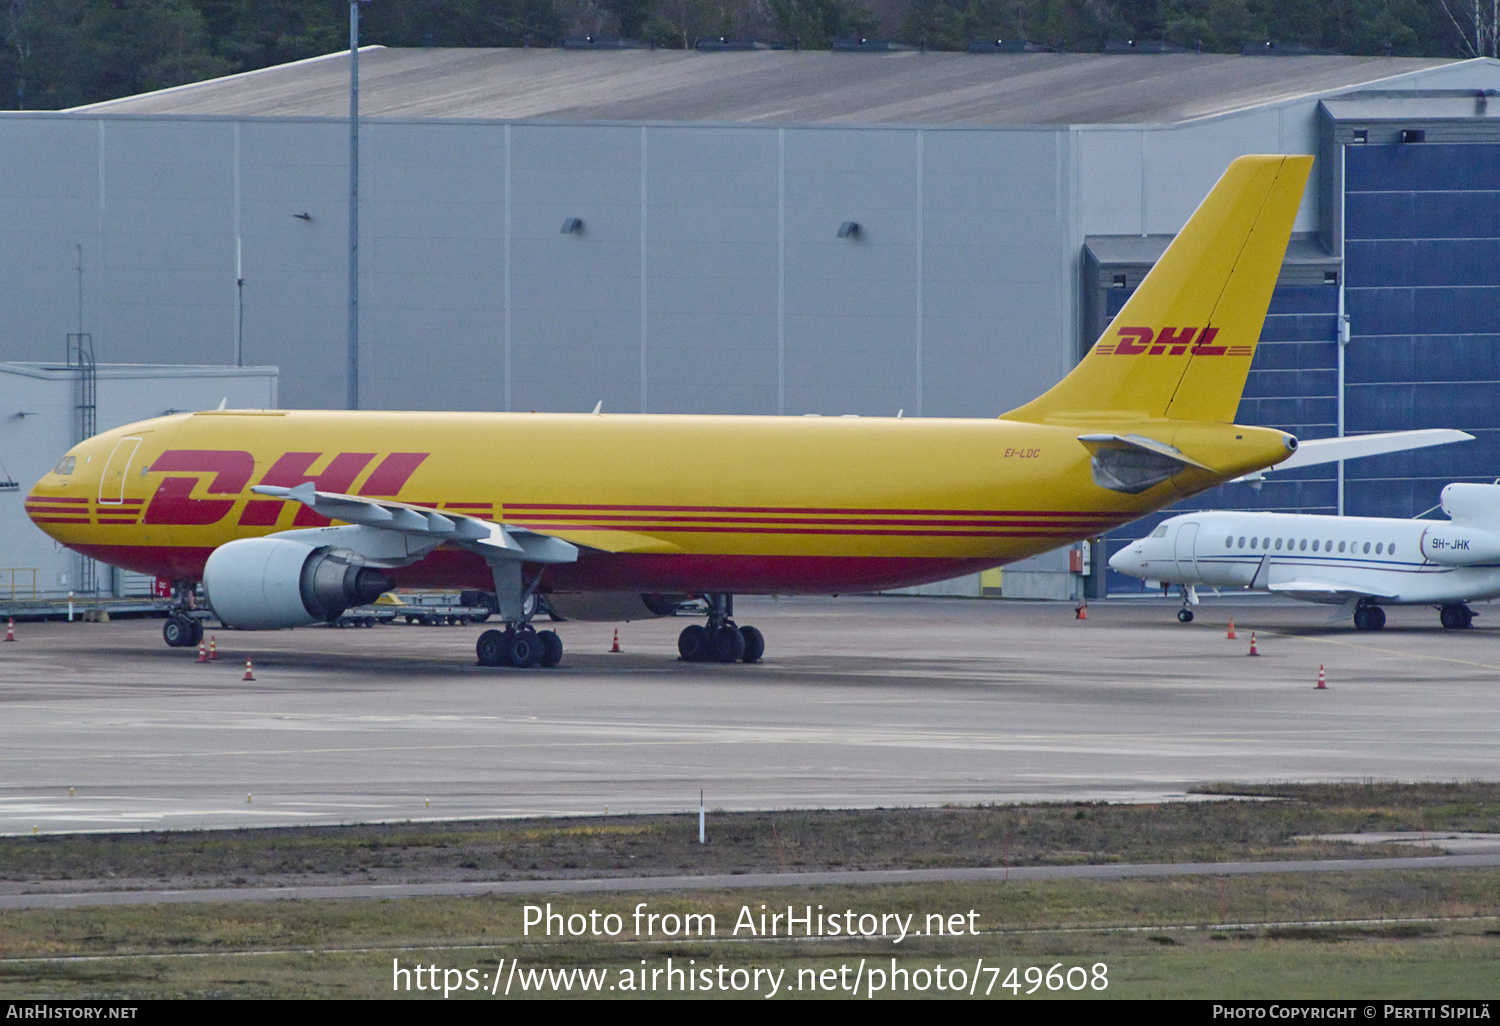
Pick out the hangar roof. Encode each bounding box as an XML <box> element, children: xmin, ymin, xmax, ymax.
<box><xmin>70</xmin><ymin>47</ymin><xmax>1457</xmax><ymax>125</ymax></box>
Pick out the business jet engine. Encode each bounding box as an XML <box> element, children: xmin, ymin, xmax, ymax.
<box><xmin>203</xmin><ymin>537</ymin><xmax>394</xmax><ymax>629</ymax></box>
<box><xmin>1419</xmin><ymin>524</ymin><xmax>1500</xmax><ymax>566</ymax></box>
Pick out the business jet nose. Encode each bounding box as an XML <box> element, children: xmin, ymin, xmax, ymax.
<box><xmin>1108</xmin><ymin>545</ymin><xmax>1145</xmax><ymax>577</ymax></box>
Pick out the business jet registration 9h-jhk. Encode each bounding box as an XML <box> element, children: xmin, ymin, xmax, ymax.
<box><xmin>28</xmin><ymin>153</ymin><xmax>1396</xmax><ymax>668</ymax></box>
<box><xmin>1109</xmin><ymin>481</ymin><xmax>1500</xmax><ymax>631</ymax></box>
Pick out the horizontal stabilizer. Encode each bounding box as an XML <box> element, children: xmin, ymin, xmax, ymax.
<box><xmin>1275</xmin><ymin>429</ymin><xmax>1472</xmax><ymax>473</ymax></box>
<box><xmin>1077</xmin><ymin>433</ymin><xmax>1211</xmax><ymax>494</ymax></box>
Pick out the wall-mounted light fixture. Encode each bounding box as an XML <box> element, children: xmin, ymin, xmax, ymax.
<box><xmin>293</xmin><ymin>212</ymin><xmax>312</xmax><ymax>221</ymax></box>
<box><xmin>837</xmin><ymin>221</ymin><xmax>860</xmax><ymax>239</ymax></box>
<box><xmin>561</xmin><ymin>217</ymin><xmax>584</xmax><ymax>234</ymax></box>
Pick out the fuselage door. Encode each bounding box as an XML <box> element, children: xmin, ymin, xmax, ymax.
<box><xmin>98</xmin><ymin>437</ymin><xmax>143</xmax><ymax>505</ymax></box>
<box><xmin>1174</xmin><ymin>521</ymin><xmax>1200</xmax><ymax>581</ymax></box>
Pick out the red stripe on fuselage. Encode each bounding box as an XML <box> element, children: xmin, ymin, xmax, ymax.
<box><xmin>65</xmin><ymin>543</ymin><xmax>1008</xmax><ymax>595</ymax></box>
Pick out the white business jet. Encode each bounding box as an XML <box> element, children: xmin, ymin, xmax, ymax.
<box><xmin>1109</xmin><ymin>432</ymin><xmax>1495</xmax><ymax>631</ymax></box>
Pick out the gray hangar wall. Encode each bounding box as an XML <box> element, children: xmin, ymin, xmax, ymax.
<box><xmin>0</xmin><ymin>107</ymin><xmax>1326</xmax><ymax>417</ymax></box>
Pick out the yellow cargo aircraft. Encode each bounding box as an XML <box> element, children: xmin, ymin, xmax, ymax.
<box><xmin>28</xmin><ymin>155</ymin><xmax>1312</xmax><ymax>668</ymax></box>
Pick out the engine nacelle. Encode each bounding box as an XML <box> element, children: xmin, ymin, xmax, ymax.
<box><xmin>204</xmin><ymin>537</ymin><xmax>394</xmax><ymax>629</ymax></box>
<box><xmin>1441</xmin><ymin>483</ymin><xmax>1500</xmax><ymax>526</ymax></box>
<box><xmin>1420</xmin><ymin>524</ymin><xmax>1500</xmax><ymax>566</ymax></box>
<box><xmin>545</xmin><ymin>592</ymin><xmax>686</xmax><ymax>622</ymax></box>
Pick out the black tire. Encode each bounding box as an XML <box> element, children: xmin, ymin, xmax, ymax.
<box><xmin>1177</xmin><ymin>609</ymin><xmax>1194</xmax><ymax>623</ymax></box>
<box><xmin>1440</xmin><ymin>605</ymin><xmax>1473</xmax><ymax>630</ymax></box>
<box><xmin>711</xmin><ymin>624</ymin><xmax>746</xmax><ymax>663</ymax></box>
<box><xmin>537</xmin><ymin>630</ymin><xmax>563</xmax><ymax>668</ymax></box>
<box><xmin>457</xmin><ymin>615</ymin><xmax>471</xmax><ymax>626</ymax></box>
<box><xmin>739</xmin><ymin>625</ymin><xmax>765</xmax><ymax>663</ymax></box>
<box><xmin>678</xmin><ymin>624</ymin><xmax>709</xmax><ymax>662</ymax></box>
<box><xmin>506</xmin><ymin>629</ymin><xmax>542</xmax><ymax>668</ymax></box>
<box><xmin>162</xmin><ymin>615</ymin><xmax>190</xmax><ymax>648</ymax></box>
<box><xmin>476</xmin><ymin>629</ymin><xmax>506</xmax><ymax>667</ymax></box>
<box><xmin>1368</xmin><ymin>606</ymin><xmax>1386</xmax><ymax>630</ymax></box>
<box><xmin>405</xmin><ymin>615</ymin><xmax>416</xmax><ymax>625</ymax></box>
<box><xmin>187</xmin><ymin>618</ymin><xmax>203</xmax><ymax>646</ymax></box>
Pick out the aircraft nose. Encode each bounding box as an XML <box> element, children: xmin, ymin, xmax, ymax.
<box><xmin>1108</xmin><ymin>545</ymin><xmax>1145</xmax><ymax>576</ymax></box>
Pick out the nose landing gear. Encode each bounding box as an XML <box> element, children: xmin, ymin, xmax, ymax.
<box><xmin>678</xmin><ymin>594</ymin><xmax>764</xmax><ymax>663</ymax></box>
<box><xmin>162</xmin><ymin>581</ymin><xmax>205</xmax><ymax>648</ymax></box>
<box><xmin>1175</xmin><ymin>584</ymin><xmax>1198</xmax><ymax>623</ymax></box>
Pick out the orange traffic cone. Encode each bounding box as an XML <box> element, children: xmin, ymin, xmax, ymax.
<box><xmin>1226</xmin><ymin>619</ymin><xmax>1237</xmax><ymax>640</ymax></box>
<box><xmin>196</xmin><ymin>639</ymin><xmax>208</xmax><ymax>663</ymax></box>
<box><xmin>208</xmin><ymin>636</ymin><xmax>218</xmax><ymax>661</ymax></box>
<box><xmin>1316</xmin><ymin>665</ymin><xmax>1327</xmax><ymax>689</ymax></box>
<box><xmin>1248</xmin><ymin>631</ymin><xmax>1259</xmax><ymax>656</ymax></box>
<box><xmin>610</xmin><ymin>629</ymin><xmax>622</xmax><ymax>653</ymax></box>
<box><xmin>3</xmin><ymin>618</ymin><xmax>13</xmax><ymax>642</ymax></box>
<box><xmin>1075</xmin><ymin>604</ymin><xmax>1088</xmax><ymax>620</ymax></box>
<box><xmin>242</xmin><ymin>658</ymin><xmax>255</xmax><ymax>681</ymax></box>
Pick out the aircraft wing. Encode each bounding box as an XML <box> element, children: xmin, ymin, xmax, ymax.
<box><xmin>1265</xmin><ymin>580</ymin><xmax>1397</xmax><ymax>604</ymax></box>
<box><xmin>1236</xmin><ymin>429</ymin><xmax>1473</xmax><ymax>482</ymax></box>
<box><xmin>251</xmin><ymin>482</ymin><xmax>677</xmax><ymax>561</ymax></box>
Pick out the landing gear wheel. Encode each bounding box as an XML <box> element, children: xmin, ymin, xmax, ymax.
<box><xmin>1354</xmin><ymin>604</ymin><xmax>1387</xmax><ymax>631</ymax></box>
<box><xmin>678</xmin><ymin>624</ymin><xmax>709</xmax><ymax>662</ymax></box>
<box><xmin>710</xmin><ymin>624</ymin><xmax>746</xmax><ymax>663</ymax></box>
<box><xmin>738</xmin><ymin>625</ymin><xmax>765</xmax><ymax>663</ymax></box>
<box><xmin>504</xmin><ymin>628</ymin><xmax>542</xmax><ymax>668</ymax></box>
<box><xmin>537</xmin><ymin>630</ymin><xmax>563</xmax><ymax>668</ymax></box>
<box><xmin>187</xmin><ymin>618</ymin><xmax>203</xmax><ymax>646</ymax></box>
<box><xmin>1177</xmin><ymin>609</ymin><xmax>1194</xmax><ymax>623</ymax></box>
<box><xmin>476</xmin><ymin>629</ymin><xmax>506</xmax><ymax>667</ymax></box>
<box><xmin>163</xmin><ymin>615</ymin><xmax>193</xmax><ymax>648</ymax></box>
<box><xmin>1440</xmin><ymin>604</ymin><xmax>1474</xmax><ymax>630</ymax></box>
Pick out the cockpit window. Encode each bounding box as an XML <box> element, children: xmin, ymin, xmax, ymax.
<box><xmin>1151</xmin><ymin>525</ymin><xmax>1169</xmax><ymax>538</ymax></box>
<box><xmin>52</xmin><ymin>456</ymin><xmax>75</xmax><ymax>476</ymax></box>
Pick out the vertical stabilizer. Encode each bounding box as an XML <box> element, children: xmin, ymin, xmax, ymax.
<box><xmin>1003</xmin><ymin>154</ymin><xmax>1313</xmax><ymax>425</ymax></box>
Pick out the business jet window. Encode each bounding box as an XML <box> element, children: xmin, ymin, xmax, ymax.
<box><xmin>1338</xmin><ymin>541</ymin><xmax>1346</xmax><ymax>552</ymax></box>
<box><xmin>1363</xmin><ymin>542</ymin><xmax>1371</xmax><ymax>554</ymax></box>
<box><xmin>1238</xmin><ymin>536</ymin><xmax>1246</xmax><ymax>548</ymax></box>
<box><xmin>1263</xmin><ymin>537</ymin><xmax>1271</xmax><ymax>549</ymax></box>
<box><xmin>1311</xmin><ymin>540</ymin><xmax>1320</xmax><ymax>551</ymax></box>
<box><xmin>1325</xmin><ymin>539</ymin><xmax>1332</xmax><ymax>550</ymax></box>
<box><xmin>1275</xmin><ymin>538</ymin><xmax>1283</xmax><ymax>549</ymax></box>
<box><xmin>1250</xmin><ymin>537</ymin><xmax>1258</xmax><ymax>549</ymax></box>
<box><xmin>1299</xmin><ymin>539</ymin><xmax>1308</xmax><ymax>550</ymax></box>
<box><xmin>1375</xmin><ymin>543</ymin><xmax>1383</xmax><ymax>555</ymax></box>
<box><xmin>1389</xmin><ymin>544</ymin><xmax>1396</xmax><ymax>556</ymax></box>
<box><xmin>1225</xmin><ymin>536</ymin><xmax>1233</xmax><ymax>547</ymax></box>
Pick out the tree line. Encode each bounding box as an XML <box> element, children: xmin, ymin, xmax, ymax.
<box><xmin>3</xmin><ymin>0</ymin><xmax>1493</xmax><ymax>111</ymax></box>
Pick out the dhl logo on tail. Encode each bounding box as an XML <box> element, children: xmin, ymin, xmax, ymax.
<box><xmin>1093</xmin><ymin>326</ymin><xmax>1252</xmax><ymax>358</ymax></box>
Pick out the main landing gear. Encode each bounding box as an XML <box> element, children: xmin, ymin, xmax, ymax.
<box><xmin>476</xmin><ymin>623</ymin><xmax>563</xmax><ymax>668</ymax></box>
<box><xmin>1353</xmin><ymin>599</ymin><xmax>1386</xmax><ymax>631</ymax></box>
<box><xmin>677</xmin><ymin>594</ymin><xmax>764</xmax><ymax>664</ymax></box>
<box><xmin>162</xmin><ymin>581</ymin><xmax>205</xmax><ymax>648</ymax></box>
<box><xmin>1439</xmin><ymin>603</ymin><xmax>1475</xmax><ymax>630</ymax></box>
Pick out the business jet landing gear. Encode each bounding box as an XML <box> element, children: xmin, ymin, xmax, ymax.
<box><xmin>1439</xmin><ymin>603</ymin><xmax>1475</xmax><ymax>630</ymax></box>
<box><xmin>1353</xmin><ymin>600</ymin><xmax>1387</xmax><ymax>631</ymax></box>
<box><xmin>1175</xmin><ymin>584</ymin><xmax>1199</xmax><ymax>623</ymax></box>
<box><xmin>162</xmin><ymin>581</ymin><xmax>205</xmax><ymax>648</ymax></box>
<box><xmin>678</xmin><ymin>594</ymin><xmax>764</xmax><ymax>664</ymax></box>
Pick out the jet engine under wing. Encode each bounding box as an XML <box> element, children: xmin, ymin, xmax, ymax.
<box><xmin>1076</xmin><ymin>433</ymin><xmax>1213</xmax><ymax>494</ymax></box>
<box><xmin>252</xmin><ymin>482</ymin><xmax>580</xmax><ymax>564</ymax></box>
